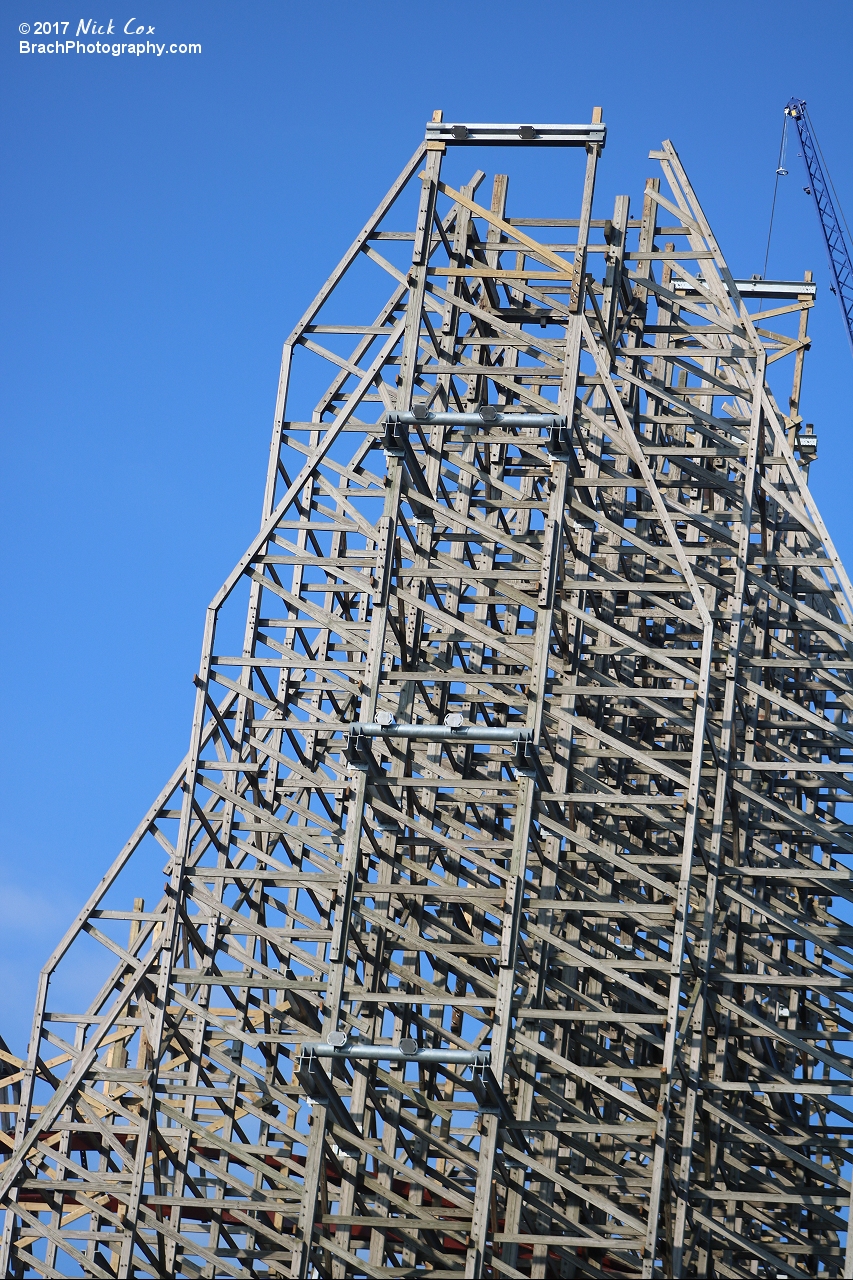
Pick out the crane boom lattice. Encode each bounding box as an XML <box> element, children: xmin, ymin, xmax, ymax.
<box><xmin>786</xmin><ymin>97</ymin><xmax>853</xmax><ymax>357</ymax></box>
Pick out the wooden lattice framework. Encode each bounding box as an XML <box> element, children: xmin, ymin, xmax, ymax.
<box><xmin>2</xmin><ymin>110</ymin><xmax>852</xmax><ymax>1278</ymax></box>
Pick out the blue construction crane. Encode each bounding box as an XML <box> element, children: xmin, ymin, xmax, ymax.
<box><xmin>784</xmin><ymin>98</ymin><xmax>853</xmax><ymax>356</ymax></box>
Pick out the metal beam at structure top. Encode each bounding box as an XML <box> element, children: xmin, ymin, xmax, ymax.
<box><xmin>673</xmin><ymin>277</ymin><xmax>817</xmax><ymax>299</ymax></box>
<box><xmin>425</xmin><ymin>120</ymin><xmax>607</xmax><ymax>147</ymax></box>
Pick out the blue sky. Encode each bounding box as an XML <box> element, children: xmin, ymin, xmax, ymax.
<box><xmin>1</xmin><ymin>0</ymin><xmax>853</xmax><ymax>1053</ymax></box>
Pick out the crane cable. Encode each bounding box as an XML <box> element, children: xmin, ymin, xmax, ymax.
<box><xmin>762</xmin><ymin>112</ymin><xmax>790</xmax><ymax>281</ymax></box>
